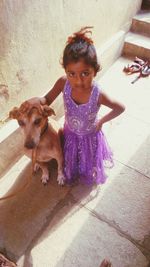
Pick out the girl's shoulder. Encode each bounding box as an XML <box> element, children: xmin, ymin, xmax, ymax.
<box><xmin>93</xmin><ymin>80</ymin><xmax>102</xmax><ymax>98</ymax></box>
<box><xmin>93</xmin><ymin>81</ymin><xmax>103</xmax><ymax>106</ymax></box>
<box><xmin>56</xmin><ymin>75</ymin><xmax>67</xmax><ymax>89</ymax></box>
<box><xmin>93</xmin><ymin>80</ymin><xmax>102</xmax><ymax>92</ymax></box>
<box><xmin>45</xmin><ymin>76</ymin><xmax>67</xmax><ymax>104</ymax></box>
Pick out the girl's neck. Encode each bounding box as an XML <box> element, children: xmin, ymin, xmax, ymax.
<box><xmin>70</xmin><ymin>83</ymin><xmax>94</xmax><ymax>105</ymax></box>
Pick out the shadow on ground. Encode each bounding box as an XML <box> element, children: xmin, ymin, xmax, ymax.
<box><xmin>0</xmin><ymin>135</ymin><xmax>150</xmax><ymax>267</ymax></box>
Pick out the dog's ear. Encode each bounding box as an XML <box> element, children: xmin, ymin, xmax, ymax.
<box><xmin>20</xmin><ymin>101</ymin><xmax>30</xmax><ymax>113</ymax></box>
<box><xmin>9</xmin><ymin>107</ymin><xmax>20</xmax><ymax>119</ymax></box>
<box><xmin>43</xmin><ymin>106</ymin><xmax>56</xmax><ymax>117</ymax></box>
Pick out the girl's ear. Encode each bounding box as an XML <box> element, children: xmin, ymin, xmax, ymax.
<box><xmin>43</xmin><ymin>106</ymin><xmax>56</xmax><ymax>117</ymax></box>
<box><xmin>94</xmin><ymin>69</ymin><xmax>97</xmax><ymax>77</ymax></box>
<box><xmin>9</xmin><ymin>107</ymin><xmax>20</xmax><ymax>119</ymax></box>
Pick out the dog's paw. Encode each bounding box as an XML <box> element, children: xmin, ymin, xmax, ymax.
<box><xmin>34</xmin><ymin>163</ymin><xmax>40</xmax><ymax>173</ymax></box>
<box><xmin>41</xmin><ymin>174</ymin><xmax>49</xmax><ymax>185</ymax></box>
<box><xmin>57</xmin><ymin>174</ymin><xmax>65</xmax><ymax>185</ymax></box>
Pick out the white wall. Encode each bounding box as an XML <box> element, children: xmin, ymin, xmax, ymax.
<box><xmin>0</xmin><ymin>0</ymin><xmax>142</xmax><ymax>120</ymax></box>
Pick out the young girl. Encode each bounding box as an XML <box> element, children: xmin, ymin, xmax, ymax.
<box><xmin>31</xmin><ymin>27</ymin><xmax>125</xmax><ymax>185</ymax></box>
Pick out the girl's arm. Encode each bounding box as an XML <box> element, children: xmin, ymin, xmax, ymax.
<box><xmin>45</xmin><ymin>76</ymin><xmax>67</xmax><ymax>105</ymax></box>
<box><xmin>97</xmin><ymin>91</ymin><xmax>125</xmax><ymax>129</ymax></box>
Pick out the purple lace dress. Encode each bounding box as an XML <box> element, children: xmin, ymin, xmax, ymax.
<box><xmin>63</xmin><ymin>80</ymin><xmax>113</xmax><ymax>185</ymax></box>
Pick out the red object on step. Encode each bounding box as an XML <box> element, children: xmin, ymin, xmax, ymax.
<box><xmin>123</xmin><ymin>56</ymin><xmax>150</xmax><ymax>84</ymax></box>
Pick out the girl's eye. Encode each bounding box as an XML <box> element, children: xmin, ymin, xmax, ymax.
<box><xmin>18</xmin><ymin>120</ymin><xmax>25</xmax><ymax>127</ymax></box>
<box><xmin>34</xmin><ymin>118</ymin><xmax>42</xmax><ymax>125</ymax></box>
<box><xmin>81</xmin><ymin>71</ymin><xmax>89</xmax><ymax>77</ymax></box>
<box><xmin>68</xmin><ymin>72</ymin><xmax>75</xmax><ymax>78</ymax></box>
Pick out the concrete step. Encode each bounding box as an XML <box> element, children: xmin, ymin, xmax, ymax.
<box><xmin>0</xmin><ymin>121</ymin><xmax>24</xmax><ymax>179</ymax></box>
<box><xmin>122</xmin><ymin>32</ymin><xmax>150</xmax><ymax>60</ymax></box>
<box><xmin>131</xmin><ymin>11</ymin><xmax>150</xmax><ymax>37</ymax></box>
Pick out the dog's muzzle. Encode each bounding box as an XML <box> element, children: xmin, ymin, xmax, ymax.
<box><xmin>24</xmin><ymin>140</ymin><xmax>36</xmax><ymax>149</ymax></box>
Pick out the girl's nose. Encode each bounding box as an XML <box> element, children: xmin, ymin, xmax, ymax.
<box><xmin>75</xmin><ymin>75</ymin><xmax>82</xmax><ymax>85</ymax></box>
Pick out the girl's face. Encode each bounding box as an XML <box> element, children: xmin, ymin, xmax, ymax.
<box><xmin>65</xmin><ymin>60</ymin><xmax>96</xmax><ymax>91</ymax></box>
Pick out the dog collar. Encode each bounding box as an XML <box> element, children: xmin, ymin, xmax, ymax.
<box><xmin>41</xmin><ymin>122</ymin><xmax>48</xmax><ymax>137</ymax></box>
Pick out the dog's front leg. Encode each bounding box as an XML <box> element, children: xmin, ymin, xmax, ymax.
<box><xmin>39</xmin><ymin>162</ymin><xmax>49</xmax><ymax>185</ymax></box>
<box><xmin>56</xmin><ymin>155</ymin><xmax>65</xmax><ymax>185</ymax></box>
<box><xmin>33</xmin><ymin>162</ymin><xmax>41</xmax><ymax>173</ymax></box>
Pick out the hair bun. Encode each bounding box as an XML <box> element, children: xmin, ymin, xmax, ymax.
<box><xmin>67</xmin><ymin>26</ymin><xmax>94</xmax><ymax>45</ymax></box>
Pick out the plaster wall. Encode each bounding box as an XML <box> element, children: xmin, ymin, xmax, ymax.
<box><xmin>0</xmin><ymin>0</ymin><xmax>142</xmax><ymax>120</ymax></box>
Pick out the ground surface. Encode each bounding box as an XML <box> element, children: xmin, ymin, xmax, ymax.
<box><xmin>0</xmin><ymin>57</ymin><xmax>150</xmax><ymax>267</ymax></box>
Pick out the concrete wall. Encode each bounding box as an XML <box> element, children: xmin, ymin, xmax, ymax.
<box><xmin>0</xmin><ymin>0</ymin><xmax>142</xmax><ymax>120</ymax></box>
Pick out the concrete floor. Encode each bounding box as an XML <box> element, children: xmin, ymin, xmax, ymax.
<box><xmin>0</xmin><ymin>57</ymin><xmax>150</xmax><ymax>267</ymax></box>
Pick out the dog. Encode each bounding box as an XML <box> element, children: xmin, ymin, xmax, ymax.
<box><xmin>9</xmin><ymin>100</ymin><xmax>65</xmax><ymax>185</ymax></box>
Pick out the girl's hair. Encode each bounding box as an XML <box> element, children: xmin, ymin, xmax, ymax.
<box><xmin>62</xmin><ymin>26</ymin><xmax>101</xmax><ymax>73</ymax></box>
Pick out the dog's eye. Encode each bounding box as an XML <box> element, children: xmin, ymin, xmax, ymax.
<box><xmin>18</xmin><ymin>120</ymin><xmax>25</xmax><ymax>127</ymax></box>
<box><xmin>34</xmin><ymin>118</ymin><xmax>42</xmax><ymax>125</ymax></box>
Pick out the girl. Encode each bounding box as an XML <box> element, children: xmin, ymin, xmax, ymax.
<box><xmin>31</xmin><ymin>26</ymin><xmax>125</xmax><ymax>185</ymax></box>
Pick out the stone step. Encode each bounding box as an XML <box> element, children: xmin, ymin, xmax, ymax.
<box><xmin>122</xmin><ymin>32</ymin><xmax>150</xmax><ymax>60</ymax></box>
<box><xmin>0</xmin><ymin>121</ymin><xmax>24</xmax><ymax>179</ymax></box>
<box><xmin>131</xmin><ymin>11</ymin><xmax>150</xmax><ymax>37</ymax></box>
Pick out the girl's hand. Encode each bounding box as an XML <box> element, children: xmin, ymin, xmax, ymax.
<box><xmin>96</xmin><ymin>120</ymin><xmax>103</xmax><ymax>131</ymax></box>
<box><xmin>27</xmin><ymin>97</ymin><xmax>47</xmax><ymax>105</ymax></box>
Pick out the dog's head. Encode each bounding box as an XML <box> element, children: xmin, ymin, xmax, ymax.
<box><xmin>9</xmin><ymin>100</ymin><xmax>55</xmax><ymax>149</ymax></box>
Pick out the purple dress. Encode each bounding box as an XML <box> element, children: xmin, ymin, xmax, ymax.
<box><xmin>63</xmin><ymin>80</ymin><xmax>113</xmax><ymax>185</ymax></box>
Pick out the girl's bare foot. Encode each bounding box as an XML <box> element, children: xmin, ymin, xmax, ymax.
<box><xmin>100</xmin><ymin>259</ymin><xmax>112</xmax><ymax>267</ymax></box>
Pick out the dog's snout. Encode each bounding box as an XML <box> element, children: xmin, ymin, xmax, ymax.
<box><xmin>24</xmin><ymin>140</ymin><xmax>36</xmax><ymax>149</ymax></box>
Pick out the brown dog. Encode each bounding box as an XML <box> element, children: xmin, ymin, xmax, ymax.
<box><xmin>9</xmin><ymin>100</ymin><xmax>65</xmax><ymax>185</ymax></box>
